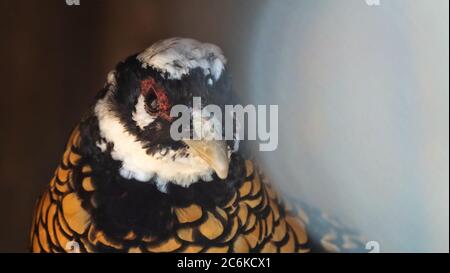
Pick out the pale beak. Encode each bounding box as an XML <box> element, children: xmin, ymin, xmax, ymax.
<box><xmin>183</xmin><ymin>139</ymin><xmax>230</xmax><ymax>179</ymax></box>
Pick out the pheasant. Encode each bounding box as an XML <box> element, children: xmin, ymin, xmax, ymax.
<box><xmin>30</xmin><ymin>38</ymin><xmax>364</xmax><ymax>253</ymax></box>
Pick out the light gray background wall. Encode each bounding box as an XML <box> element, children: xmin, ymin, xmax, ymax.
<box><xmin>246</xmin><ymin>0</ymin><xmax>449</xmax><ymax>252</ymax></box>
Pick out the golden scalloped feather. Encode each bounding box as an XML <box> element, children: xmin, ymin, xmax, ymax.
<box><xmin>61</xmin><ymin>193</ymin><xmax>91</xmax><ymax>235</ymax></box>
<box><xmin>266</xmin><ymin>184</ymin><xmax>278</xmax><ymax>200</ymax></box>
<box><xmin>259</xmin><ymin>219</ymin><xmax>267</xmax><ymax>243</ymax></box>
<box><xmin>90</xmin><ymin>229</ymin><xmax>123</xmax><ymax>249</ymax></box>
<box><xmin>244</xmin><ymin>194</ymin><xmax>263</xmax><ymax>209</ymax></box>
<box><xmin>55</xmin><ymin>179</ymin><xmax>70</xmax><ymax>194</ymax></box>
<box><xmin>124</xmin><ymin>231</ymin><xmax>137</xmax><ymax>241</ymax></box>
<box><xmin>215</xmin><ymin>207</ymin><xmax>228</xmax><ymax>223</ymax></box>
<box><xmin>286</xmin><ymin>215</ymin><xmax>308</xmax><ymax>244</ymax></box>
<box><xmin>237</xmin><ymin>203</ymin><xmax>249</xmax><ymax>226</ymax></box>
<box><xmin>56</xmin><ymin>167</ymin><xmax>70</xmax><ymax>183</ymax></box>
<box><xmin>266</xmin><ymin>211</ymin><xmax>274</xmax><ymax>235</ymax></box>
<box><xmin>67</xmin><ymin>127</ymin><xmax>80</xmax><ymax>148</ymax></box>
<box><xmin>69</xmin><ymin>151</ymin><xmax>81</xmax><ymax>166</ymax></box>
<box><xmin>39</xmin><ymin>193</ymin><xmax>51</xmax><ymax>225</ymax></box>
<box><xmin>199</xmin><ymin>212</ymin><xmax>224</xmax><ymax>240</ymax></box>
<box><xmin>239</xmin><ymin>180</ymin><xmax>252</xmax><ymax>198</ymax></box>
<box><xmin>82</xmin><ymin>177</ymin><xmax>95</xmax><ymax>192</ymax></box>
<box><xmin>142</xmin><ymin>235</ymin><xmax>157</xmax><ymax>243</ymax></box>
<box><xmin>49</xmin><ymin>177</ymin><xmax>56</xmax><ymax>188</ymax></box>
<box><xmin>205</xmin><ymin>245</ymin><xmax>229</xmax><ymax>253</ymax></box>
<box><xmin>260</xmin><ymin>241</ymin><xmax>277</xmax><ymax>253</ymax></box>
<box><xmin>46</xmin><ymin>204</ymin><xmax>58</xmax><ymax>246</ymax></box>
<box><xmin>177</xmin><ymin>227</ymin><xmax>195</xmax><ymax>242</ymax></box>
<box><xmin>180</xmin><ymin>244</ymin><xmax>203</xmax><ymax>253</ymax></box>
<box><xmin>269</xmin><ymin>199</ymin><xmax>281</xmax><ymax>223</ymax></box>
<box><xmin>244</xmin><ymin>219</ymin><xmax>260</xmax><ymax>249</ymax></box>
<box><xmin>245</xmin><ymin>160</ymin><xmax>254</xmax><ymax>176</ymax></box>
<box><xmin>62</xmin><ymin>148</ymin><xmax>70</xmax><ymax>167</ymax></box>
<box><xmin>32</xmin><ymin>234</ymin><xmax>41</xmax><ymax>252</ymax></box>
<box><xmin>232</xmin><ymin>235</ymin><xmax>250</xmax><ymax>253</ymax></box>
<box><xmin>174</xmin><ymin>204</ymin><xmax>203</xmax><ymax>224</ymax></box>
<box><xmin>271</xmin><ymin>219</ymin><xmax>287</xmax><ymax>242</ymax></box>
<box><xmin>81</xmin><ymin>165</ymin><xmax>92</xmax><ymax>174</ymax></box>
<box><xmin>54</xmin><ymin>218</ymin><xmax>71</xmax><ymax>250</ymax></box>
<box><xmin>244</xmin><ymin>212</ymin><xmax>256</xmax><ymax>232</ymax></box>
<box><xmin>128</xmin><ymin>246</ymin><xmax>143</xmax><ymax>253</ymax></box>
<box><xmin>37</xmin><ymin>221</ymin><xmax>50</xmax><ymax>252</ymax></box>
<box><xmin>57</xmin><ymin>207</ymin><xmax>73</xmax><ymax>236</ymax></box>
<box><xmin>147</xmin><ymin>237</ymin><xmax>182</xmax><ymax>252</ymax></box>
<box><xmin>222</xmin><ymin>216</ymin><xmax>239</xmax><ymax>243</ymax></box>
<box><xmin>224</xmin><ymin>192</ymin><xmax>237</xmax><ymax>208</ymax></box>
<box><xmin>280</xmin><ymin>229</ymin><xmax>296</xmax><ymax>253</ymax></box>
<box><xmin>250</xmin><ymin>173</ymin><xmax>262</xmax><ymax>197</ymax></box>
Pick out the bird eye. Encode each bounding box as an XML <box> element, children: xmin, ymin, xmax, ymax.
<box><xmin>140</xmin><ymin>78</ymin><xmax>172</xmax><ymax>121</ymax></box>
<box><xmin>145</xmin><ymin>90</ymin><xmax>159</xmax><ymax>114</ymax></box>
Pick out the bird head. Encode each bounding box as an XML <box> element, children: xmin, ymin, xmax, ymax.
<box><xmin>92</xmin><ymin>38</ymin><xmax>238</xmax><ymax>190</ymax></box>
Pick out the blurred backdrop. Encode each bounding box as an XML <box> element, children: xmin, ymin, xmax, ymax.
<box><xmin>0</xmin><ymin>0</ymin><xmax>448</xmax><ymax>252</ymax></box>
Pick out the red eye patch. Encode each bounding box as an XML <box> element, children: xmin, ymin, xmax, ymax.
<box><xmin>140</xmin><ymin>78</ymin><xmax>172</xmax><ymax>121</ymax></box>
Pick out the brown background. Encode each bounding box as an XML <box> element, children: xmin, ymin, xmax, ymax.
<box><xmin>0</xmin><ymin>0</ymin><xmax>262</xmax><ymax>252</ymax></box>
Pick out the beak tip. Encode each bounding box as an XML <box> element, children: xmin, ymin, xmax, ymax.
<box><xmin>184</xmin><ymin>139</ymin><xmax>231</xmax><ymax>180</ymax></box>
<box><xmin>215</xmin><ymin>168</ymin><xmax>229</xmax><ymax>180</ymax></box>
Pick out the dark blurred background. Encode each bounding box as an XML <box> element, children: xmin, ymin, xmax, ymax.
<box><xmin>0</xmin><ymin>0</ymin><xmax>448</xmax><ymax>252</ymax></box>
<box><xmin>0</xmin><ymin>0</ymin><xmax>263</xmax><ymax>252</ymax></box>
